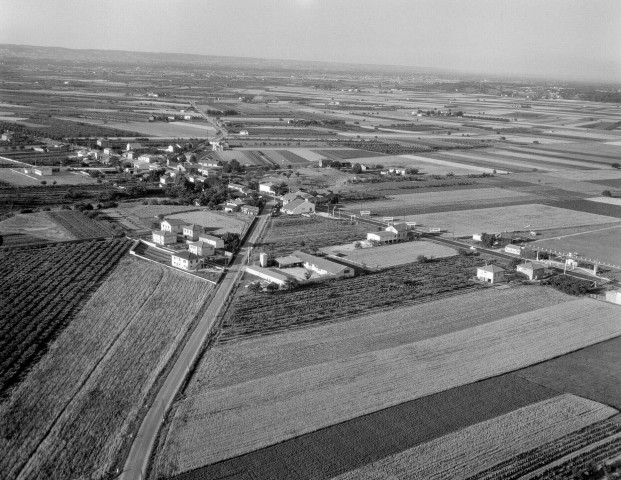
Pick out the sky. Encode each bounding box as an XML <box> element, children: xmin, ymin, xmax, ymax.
<box><xmin>1</xmin><ymin>0</ymin><xmax>620</xmax><ymax>81</ymax></box>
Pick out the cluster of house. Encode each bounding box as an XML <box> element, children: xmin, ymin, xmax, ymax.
<box><xmin>245</xmin><ymin>250</ymin><xmax>355</xmax><ymax>288</ymax></box>
<box><xmin>476</xmin><ymin>262</ymin><xmax>546</xmax><ymax>284</ymax></box>
<box><xmin>259</xmin><ymin>183</ymin><xmax>318</xmax><ymax>215</ymax></box>
<box><xmin>152</xmin><ymin>218</ymin><xmax>226</xmax><ymax>271</ymax></box>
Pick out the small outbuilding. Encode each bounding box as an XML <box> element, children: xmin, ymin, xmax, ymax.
<box><xmin>476</xmin><ymin>265</ymin><xmax>505</xmax><ymax>284</ymax></box>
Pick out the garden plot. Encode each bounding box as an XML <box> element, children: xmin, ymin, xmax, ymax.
<box><xmin>345</xmin><ymin>188</ymin><xmax>532</xmax><ymax>213</ymax></box>
<box><xmin>404</xmin><ymin>204</ymin><xmax>620</xmax><ymax>237</ymax></box>
<box><xmin>166</xmin><ymin>211</ymin><xmax>250</xmax><ymax>235</ymax></box>
<box><xmin>335</xmin><ymin>395</ymin><xmax>617</xmax><ymax>480</ymax></box>
<box><xmin>333</xmin><ymin>241</ymin><xmax>457</xmax><ymax>268</ymax></box>
<box><xmin>154</xmin><ymin>293</ymin><xmax>621</xmax><ymax>477</ymax></box>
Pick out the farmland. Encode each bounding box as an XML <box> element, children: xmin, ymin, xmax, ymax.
<box><xmin>261</xmin><ymin>216</ymin><xmax>370</xmax><ymax>257</ymax></box>
<box><xmin>0</xmin><ymin>211</ymin><xmax>77</xmax><ymax>242</ymax></box>
<box><xmin>168</xmin><ymin>375</ymin><xmax>557</xmax><ymax>480</ymax></box>
<box><xmin>335</xmin><ymin>395</ymin><xmax>618</xmax><ymax>480</ymax></box>
<box><xmin>47</xmin><ymin>210</ymin><xmax>116</xmax><ymax>238</ymax></box>
<box><xmin>400</xmin><ymin>204</ymin><xmax>621</xmax><ymax>237</ymax></box>
<box><xmin>0</xmin><ymin>255</ymin><xmax>214</xmax><ymax>480</ymax></box>
<box><xmin>223</xmin><ymin>255</ymin><xmax>486</xmax><ymax>341</ymax></box>
<box><xmin>329</xmin><ymin>240</ymin><xmax>457</xmax><ymax>268</ymax></box>
<box><xmin>532</xmin><ymin>225</ymin><xmax>621</xmax><ymax>266</ymax></box>
<box><xmin>0</xmin><ymin>238</ymin><xmax>130</xmax><ymax>397</ymax></box>
<box><xmin>343</xmin><ymin>187</ymin><xmax>534</xmax><ymax>215</ymax></box>
<box><xmin>155</xmin><ymin>294</ymin><xmax>621</xmax><ymax>477</ymax></box>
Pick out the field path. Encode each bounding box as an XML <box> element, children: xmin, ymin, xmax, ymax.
<box><xmin>119</xmin><ymin>211</ymin><xmax>270</xmax><ymax>480</ymax></box>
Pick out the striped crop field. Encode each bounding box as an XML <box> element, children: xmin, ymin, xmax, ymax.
<box><xmin>0</xmin><ymin>256</ymin><xmax>214</xmax><ymax>480</ymax></box>
<box><xmin>551</xmin><ymin>169</ymin><xmax>621</xmax><ymax>181</ymax></box>
<box><xmin>151</xmin><ymin>289</ymin><xmax>621</xmax><ymax>478</ymax></box>
<box><xmin>337</xmin><ymin>241</ymin><xmax>457</xmax><ymax>268</ymax></box>
<box><xmin>351</xmin><ymin>154</ymin><xmax>491</xmax><ymax>175</ymax></box>
<box><xmin>334</xmin><ymin>395</ymin><xmax>618</xmax><ymax>480</ymax></box>
<box><xmin>347</xmin><ymin>187</ymin><xmax>533</xmax><ymax>213</ymax></box>
<box><xmin>402</xmin><ymin>203</ymin><xmax>620</xmax><ymax>237</ymax></box>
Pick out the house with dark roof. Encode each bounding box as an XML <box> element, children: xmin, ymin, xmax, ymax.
<box><xmin>282</xmin><ymin>198</ymin><xmax>315</xmax><ymax>215</ymax></box>
<box><xmin>182</xmin><ymin>224</ymin><xmax>202</xmax><ymax>241</ymax></box>
<box><xmin>517</xmin><ymin>262</ymin><xmax>545</xmax><ymax>280</ymax></box>
<box><xmin>386</xmin><ymin>223</ymin><xmax>410</xmax><ymax>241</ymax></box>
<box><xmin>152</xmin><ymin>230</ymin><xmax>177</xmax><ymax>246</ymax></box>
<box><xmin>476</xmin><ymin>265</ymin><xmax>505</xmax><ymax>284</ymax></box>
<box><xmin>292</xmin><ymin>251</ymin><xmax>354</xmax><ymax>278</ymax></box>
<box><xmin>171</xmin><ymin>251</ymin><xmax>201</xmax><ymax>271</ymax></box>
<box><xmin>241</xmin><ymin>205</ymin><xmax>260</xmax><ymax>216</ymax></box>
<box><xmin>274</xmin><ymin>255</ymin><xmax>303</xmax><ymax>268</ymax></box>
<box><xmin>161</xmin><ymin>218</ymin><xmax>186</xmax><ymax>234</ymax></box>
<box><xmin>188</xmin><ymin>241</ymin><xmax>215</xmax><ymax>257</ymax></box>
<box><xmin>198</xmin><ymin>233</ymin><xmax>224</xmax><ymax>249</ymax></box>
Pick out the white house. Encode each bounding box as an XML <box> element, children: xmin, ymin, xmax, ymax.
<box><xmin>126</xmin><ymin>142</ymin><xmax>142</xmax><ymax>151</ymax></box>
<box><xmin>476</xmin><ymin>265</ymin><xmax>505</xmax><ymax>284</ymax></box>
<box><xmin>245</xmin><ymin>265</ymin><xmax>290</xmax><ymax>287</ymax></box>
<box><xmin>33</xmin><ymin>167</ymin><xmax>53</xmax><ymax>176</ymax></box>
<box><xmin>224</xmin><ymin>200</ymin><xmax>246</xmax><ymax>213</ymax></box>
<box><xmin>171</xmin><ymin>251</ymin><xmax>201</xmax><ymax>271</ymax></box>
<box><xmin>386</xmin><ymin>223</ymin><xmax>409</xmax><ymax>241</ymax></box>
<box><xmin>188</xmin><ymin>241</ymin><xmax>215</xmax><ymax>257</ymax></box>
<box><xmin>292</xmin><ymin>251</ymin><xmax>355</xmax><ymax>278</ymax></box>
<box><xmin>152</xmin><ymin>230</ymin><xmax>177</xmax><ymax>246</ymax></box>
<box><xmin>160</xmin><ymin>218</ymin><xmax>186</xmax><ymax>234</ymax></box>
<box><xmin>367</xmin><ymin>231</ymin><xmax>397</xmax><ymax>244</ymax></box>
<box><xmin>517</xmin><ymin>262</ymin><xmax>545</xmax><ymax>280</ymax></box>
<box><xmin>182</xmin><ymin>224</ymin><xmax>202</xmax><ymax>241</ymax></box>
<box><xmin>198</xmin><ymin>233</ymin><xmax>224</xmax><ymax>249</ymax></box>
<box><xmin>259</xmin><ymin>182</ymin><xmax>278</xmax><ymax>195</ymax></box>
<box><xmin>388</xmin><ymin>167</ymin><xmax>407</xmax><ymax>176</ymax></box>
<box><xmin>282</xmin><ymin>198</ymin><xmax>315</xmax><ymax>215</ymax></box>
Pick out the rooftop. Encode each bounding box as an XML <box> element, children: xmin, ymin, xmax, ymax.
<box><xmin>478</xmin><ymin>264</ymin><xmax>505</xmax><ymax>273</ymax></box>
<box><xmin>246</xmin><ymin>265</ymin><xmax>292</xmax><ymax>283</ymax></box>
<box><xmin>172</xmin><ymin>251</ymin><xmax>200</xmax><ymax>261</ymax></box>
<box><xmin>292</xmin><ymin>250</ymin><xmax>348</xmax><ymax>275</ymax></box>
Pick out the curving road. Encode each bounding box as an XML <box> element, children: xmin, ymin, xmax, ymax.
<box><xmin>119</xmin><ymin>212</ymin><xmax>269</xmax><ymax>480</ymax></box>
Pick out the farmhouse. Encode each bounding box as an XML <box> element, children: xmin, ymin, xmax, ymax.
<box><xmin>241</xmin><ymin>205</ymin><xmax>260</xmax><ymax>216</ymax></box>
<box><xmin>292</xmin><ymin>251</ymin><xmax>355</xmax><ymax>278</ymax></box>
<box><xmin>198</xmin><ymin>233</ymin><xmax>224</xmax><ymax>249</ymax></box>
<box><xmin>245</xmin><ymin>265</ymin><xmax>291</xmax><ymax>287</ymax></box>
<box><xmin>171</xmin><ymin>251</ymin><xmax>201</xmax><ymax>271</ymax></box>
<box><xmin>188</xmin><ymin>241</ymin><xmax>214</xmax><ymax>257</ymax></box>
<box><xmin>367</xmin><ymin>231</ymin><xmax>398</xmax><ymax>244</ymax></box>
<box><xmin>386</xmin><ymin>222</ymin><xmax>410</xmax><ymax>241</ymax></box>
<box><xmin>282</xmin><ymin>198</ymin><xmax>315</xmax><ymax>215</ymax></box>
<box><xmin>505</xmin><ymin>244</ymin><xmax>524</xmax><ymax>255</ymax></box>
<box><xmin>477</xmin><ymin>265</ymin><xmax>505</xmax><ymax>284</ymax></box>
<box><xmin>274</xmin><ymin>255</ymin><xmax>303</xmax><ymax>268</ymax></box>
<box><xmin>152</xmin><ymin>230</ymin><xmax>177</xmax><ymax>246</ymax></box>
<box><xmin>259</xmin><ymin>182</ymin><xmax>278</xmax><ymax>195</ymax></box>
<box><xmin>161</xmin><ymin>218</ymin><xmax>186</xmax><ymax>234</ymax></box>
<box><xmin>224</xmin><ymin>200</ymin><xmax>246</xmax><ymax>213</ymax></box>
<box><xmin>516</xmin><ymin>262</ymin><xmax>546</xmax><ymax>280</ymax></box>
<box><xmin>182</xmin><ymin>224</ymin><xmax>202</xmax><ymax>241</ymax></box>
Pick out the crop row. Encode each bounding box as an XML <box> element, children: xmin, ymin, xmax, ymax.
<box><xmin>0</xmin><ymin>238</ymin><xmax>130</xmax><ymax>397</ymax></box>
<box><xmin>47</xmin><ymin>210</ymin><xmax>116</xmax><ymax>238</ymax></box>
<box><xmin>221</xmin><ymin>255</ymin><xmax>486</xmax><ymax>341</ymax></box>
<box><xmin>468</xmin><ymin>420</ymin><xmax>621</xmax><ymax>480</ymax></box>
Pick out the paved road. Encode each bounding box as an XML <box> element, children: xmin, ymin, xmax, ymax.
<box><xmin>190</xmin><ymin>101</ymin><xmax>228</xmax><ymax>141</ymax></box>
<box><xmin>120</xmin><ymin>213</ymin><xmax>269</xmax><ymax>480</ymax></box>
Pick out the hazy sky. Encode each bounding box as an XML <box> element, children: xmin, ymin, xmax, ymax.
<box><xmin>2</xmin><ymin>0</ymin><xmax>620</xmax><ymax>80</ymax></box>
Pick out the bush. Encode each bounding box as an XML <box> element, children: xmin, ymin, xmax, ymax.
<box><xmin>417</xmin><ymin>255</ymin><xmax>429</xmax><ymax>263</ymax></box>
<box><xmin>602</xmin><ymin>190</ymin><xmax>612</xmax><ymax>197</ymax></box>
<box><xmin>542</xmin><ymin>275</ymin><xmax>591</xmax><ymax>296</ymax></box>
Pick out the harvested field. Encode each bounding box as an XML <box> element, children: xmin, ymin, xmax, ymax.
<box><xmin>351</xmin><ymin>154</ymin><xmax>483</xmax><ymax>175</ymax></box>
<box><xmin>335</xmin><ymin>395</ymin><xmax>617</xmax><ymax>480</ymax></box>
<box><xmin>0</xmin><ymin>256</ymin><xmax>214</xmax><ymax>480</ymax></box>
<box><xmin>548</xmin><ymin>199</ymin><xmax>621</xmax><ymax>219</ymax></box>
<box><xmin>156</xmin><ymin>296</ymin><xmax>621</xmax><ymax>476</ymax></box>
<box><xmin>223</xmin><ymin>255</ymin><xmax>486</xmax><ymax>341</ymax></box>
<box><xmin>165</xmin><ymin>375</ymin><xmax>557</xmax><ymax>480</ymax></box>
<box><xmin>549</xmin><ymin>169</ymin><xmax>621</xmax><ymax>181</ymax></box>
<box><xmin>532</xmin><ymin>225</ymin><xmax>621</xmax><ymax>267</ymax></box>
<box><xmin>332</xmin><ymin>241</ymin><xmax>457</xmax><ymax>268</ymax></box>
<box><xmin>402</xmin><ymin>204</ymin><xmax>620</xmax><ymax>237</ymax></box>
<box><xmin>313</xmin><ymin>149</ymin><xmax>385</xmax><ymax>160</ymax></box>
<box><xmin>343</xmin><ymin>187</ymin><xmax>533</xmax><ymax>214</ymax></box>
<box><xmin>166</xmin><ymin>211</ymin><xmax>249</xmax><ymax>235</ymax></box>
<box><xmin>87</xmin><ymin>120</ymin><xmax>215</xmax><ymax>138</ymax></box>
<box><xmin>46</xmin><ymin>210</ymin><xmax>116</xmax><ymax>238</ymax></box>
<box><xmin>0</xmin><ymin>211</ymin><xmax>76</xmax><ymax>242</ymax></box>
<box><xmin>272</xmin><ymin>149</ymin><xmax>310</xmax><ymax>165</ymax></box>
<box><xmin>586</xmin><ymin>196</ymin><xmax>621</xmax><ymax>206</ymax></box>
<box><xmin>261</xmin><ymin>216</ymin><xmax>369</xmax><ymax>257</ymax></box>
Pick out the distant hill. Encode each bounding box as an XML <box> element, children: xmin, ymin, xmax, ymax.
<box><xmin>0</xmin><ymin>43</ymin><xmax>448</xmax><ymax>75</ymax></box>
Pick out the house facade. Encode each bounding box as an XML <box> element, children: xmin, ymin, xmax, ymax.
<box><xmin>182</xmin><ymin>224</ymin><xmax>202</xmax><ymax>241</ymax></box>
<box><xmin>517</xmin><ymin>262</ymin><xmax>545</xmax><ymax>280</ymax></box>
<box><xmin>160</xmin><ymin>218</ymin><xmax>186</xmax><ymax>234</ymax></box>
<box><xmin>386</xmin><ymin>223</ymin><xmax>409</xmax><ymax>241</ymax></box>
<box><xmin>282</xmin><ymin>198</ymin><xmax>315</xmax><ymax>215</ymax></box>
<box><xmin>241</xmin><ymin>205</ymin><xmax>260</xmax><ymax>216</ymax></box>
<box><xmin>188</xmin><ymin>241</ymin><xmax>215</xmax><ymax>257</ymax></box>
<box><xmin>152</xmin><ymin>230</ymin><xmax>177</xmax><ymax>246</ymax></box>
<box><xmin>171</xmin><ymin>251</ymin><xmax>201</xmax><ymax>271</ymax></box>
<box><xmin>367</xmin><ymin>231</ymin><xmax>397</xmax><ymax>244</ymax></box>
<box><xmin>198</xmin><ymin>233</ymin><xmax>224</xmax><ymax>249</ymax></box>
<box><xmin>476</xmin><ymin>265</ymin><xmax>505</xmax><ymax>284</ymax></box>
